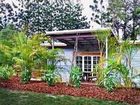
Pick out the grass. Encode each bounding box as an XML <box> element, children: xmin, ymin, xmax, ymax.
<box><xmin>0</xmin><ymin>88</ymin><xmax>128</xmax><ymax>105</ymax></box>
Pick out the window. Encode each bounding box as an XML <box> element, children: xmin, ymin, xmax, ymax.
<box><xmin>76</xmin><ymin>55</ymin><xmax>100</xmax><ymax>81</ymax></box>
<box><xmin>76</xmin><ymin>56</ymin><xmax>82</xmax><ymax>70</ymax></box>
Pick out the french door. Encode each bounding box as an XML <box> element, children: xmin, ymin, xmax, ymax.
<box><xmin>76</xmin><ymin>56</ymin><xmax>100</xmax><ymax>81</ymax></box>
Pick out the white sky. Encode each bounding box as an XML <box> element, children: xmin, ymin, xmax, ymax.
<box><xmin>81</xmin><ymin>0</ymin><xmax>100</xmax><ymax>28</ymax></box>
<box><xmin>81</xmin><ymin>0</ymin><xmax>108</xmax><ymax>28</ymax></box>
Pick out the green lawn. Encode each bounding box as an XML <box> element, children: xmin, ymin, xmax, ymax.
<box><xmin>0</xmin><ymin>88</ymin><xmax>128</xmax><ymax>105</ymax></box>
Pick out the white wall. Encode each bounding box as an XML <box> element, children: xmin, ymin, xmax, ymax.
<box><xmin>64</xmin><ymin>48</ymin><xmax>73</xmax><ymax>65</ymax></box>
<box><xmin>57</xmin><ymin>48</ymin><xmax>73</xmax><ymax>82</ymax></box>
<box><xmin>132</xmin><ymin>50</ymin><xmax>140</xmax><ymax>75</ymax></box>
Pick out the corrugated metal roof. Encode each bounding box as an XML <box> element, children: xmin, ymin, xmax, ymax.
<box><xmin>45</xmin><ymin>28</ymin><xmax>110</xmax><ymax>35</ymax></box>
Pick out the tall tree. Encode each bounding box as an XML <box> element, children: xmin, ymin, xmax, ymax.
<box><xmin>89</xmin><ymin>0</ymin><xmax>112</xmax><ymax>27</ymax></box>
<box><xmin>1</xmin><ymin>0</ymin><xmax>90</xmax><ymax>34</ymax></box>
<box><xmin>108</xmin><ymin>0</ymin><xmax>140</xmax><ymax>40</ymax></box>
<box><xmin>130</xmin><ymin>0</ymin><xmax>140</xmax><ymax>40</ymax></box>
<box><xmin>0</xmin><ymin>0</ymin><xmax>18</xmax><ymax>30</ymax></box>
<box><xmin>90</xmin><ymin>0</ymin><xmax>140</xmax><ymax>40</ymax></box>
<box><xmin>0</xmin><ymin>0</ymin><xmax>89</xmax><ymax>34</ymax></box>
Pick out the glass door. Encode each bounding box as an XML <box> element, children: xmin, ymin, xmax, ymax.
<box><xmin>76</xmin><ymin>55</ymin><xmax>100</xmax><ymax>82</ymax></box>
<box><xmin>83</xmin><ymin>56</ymin><xmax>92</xmax><ymax>81</ymax></box>
<box><xmin>76</xmin><ymin>56</ymin><xmax>82</xmax><ymax>70</ymax></box>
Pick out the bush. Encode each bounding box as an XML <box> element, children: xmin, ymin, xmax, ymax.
<box><xmin>21</xmin><ymin>68</ymin><xmax>31</xmax><ymax>84</ymax></box>
<box><xmin>101</xmin><ymin>76</ymin><xmax>118</xmax><ymax>92</ymax></box>
<box><xmin>0</xmin><ymin>66</ymin><xmax>13</xmax><ymax>80</ymax></box>
<box><xmin>42</xmin><ymin>67</ymin><xmax>63</xmax><ymax>86</ymax></box>
<box><xmin>42</xmin><ymin>72</ymin><xmax>55</xmax><ymax>86</ymax></box>
<box><xmin>54</xmin><ymin>74</ymin><xmax>62</xmax><ymax>83</ymax></box>
<box><xmin>70</xmin><ymin>66</ymin><xmax>82</xmax><ymax>87</ymax></box>
<box><xmin>98</xmin><ymin>60</ymin><xmax>131</xmax><ymax>91</ymax></box>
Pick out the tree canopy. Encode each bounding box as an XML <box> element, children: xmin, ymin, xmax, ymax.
<box><xmin>89</xmin><ymin>0</ymin><xmax>112</xmax><ymax>27</ymax></box>
<box><xmin>90</xmin><ymin>0</ymin><xmax>140</xmax><ymax>40</ymax></box>
<box><xmin>0</xmin><ymin>0</ymin><xmax>90</xmax><ymax>34</ymax></box>
<box><xmin>0</xmin><ymin>1</ymin><xmax>18</xmax><ymax>30</ymax></box>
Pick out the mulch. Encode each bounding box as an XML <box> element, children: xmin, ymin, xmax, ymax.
<box><xmin>0</xmin><ymin>76</ymin><xmax>140</xmax><ymax>105</ymax></box>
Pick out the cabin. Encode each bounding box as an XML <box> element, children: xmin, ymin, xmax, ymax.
<box><xmin>44</xmin><ymin>28</ymin><xmax>110</xmax><ymax>82</ymax></box>
<box><xmin>42</xmin><ymin>28</ymin><xmax>140</xmax><ymax>82</ymax></box>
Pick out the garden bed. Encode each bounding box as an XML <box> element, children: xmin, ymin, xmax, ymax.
<box><xmin>0</xmin><ymin>76</ymin><xmax>140</xmax><ymax>105</ymax></box>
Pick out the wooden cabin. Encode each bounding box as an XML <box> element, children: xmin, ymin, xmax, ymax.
<box><xmin>44</xmin><ymin>28</ymin><xmax>110</xmax><ymax>82</ymax></box>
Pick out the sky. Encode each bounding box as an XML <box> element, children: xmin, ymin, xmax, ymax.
<box><xmin>81</xmin><ymin>0</ymin><xmax>108</xmax><ymax>28</ymax></box>
<box><xmin>81</xmin><ymin>0</ymin><xmax>100</xmax><ymax>28</ymax></box>
<box><xmin>3</xmin><ymin>0</ymin><xmax>108</xmax><ymax>29</ymax></box>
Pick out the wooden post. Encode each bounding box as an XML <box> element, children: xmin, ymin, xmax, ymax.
<box><xmin>105</xmin><ymin>36</ymin><xmax>108</xmax><ymax>67</ymax></box>
<box><xmin>51</xmin><ymin>38</ymin><xmax>54</xmax><ymax>49</ymax></box>
<box><xmin>72</xmin><ymin>34</ymin><xmax>78</xmax><ymax>66</ymax></box>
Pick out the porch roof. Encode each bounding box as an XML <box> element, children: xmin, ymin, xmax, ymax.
<box><xmin>45</xmin><ymin>28</ymin><xmax>110</xmax><ymax>46</ymax></box>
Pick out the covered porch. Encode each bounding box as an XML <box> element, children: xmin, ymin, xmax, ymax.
<box><xmin>45</xmin><ymin>28</ymin><xmax>110</xmax><ymax>82</ymax></box>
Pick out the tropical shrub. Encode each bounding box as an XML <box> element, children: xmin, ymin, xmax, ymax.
<box><xmin>99</xmin><ymin>60</ymin><xmax>131</xmax><ymax>91</ymax></box>
<box><xmin>93</xmin><ymin>29</ymin><xmax>111</xmax><ymax>85</ymax></box>
<box><xmin>42</xmin><ymin>72</ymin><xmax>62</xmax><ymax>86</ymax></box>
<box><xmin>41</xmin><ymin>47</ymin><xmax>66</xmax><ymax>86</ymax></box>
<box><xmin>100</xmin><ymin>73</ymin><xmax>118</xmax><ymax>91</ymax></box>
<box><xmin>12</xmin><ymin>32</ymin><xmax>49</xmax><ymax>81</ymax></box>
<box><xmin>54</xmin><ymin>74</ymin><xmax>62</xmax><ymax>83</ymax></box>
<box><xmin>42</xmin><ymin>63</ymin><xmax>63</xmax><ymax>86</ymax></box>
<box><xmin>42</xmin><ymin>72</ymin><xmax>55</xmax><ymax>86</ymax></box>
<box><xmin>21</xmin><ymin>68</ymin><xmax>31</xmax><ymax>84</ymax></box>
<box><xmin>103</xmin><ymin>77</ymin><xmax>118</xmax><ymax>92</ymax></box>
<box><xmin>70</xmin><ymin>66</ymin><xmax>82</xmax><ymax>87</ymax></box>
<box><xmin>95</xmin><ymin>38</ymin><xmax>135</xmax><ymax>90</ymax></box>
<box><xmin>0</xmin><ymin>65</ymin><xmax>14</xmax><ymax>80</ymax></box>
<box><xmin>12</xmin><ymin>32</ymin><xmax>34</xmax><ymax>83</ymax></box>
<box><xmin>96</xmin><ymin>56</ymin><xmax>106</xmax><ymax>85</ymax></box>
<box><xmin>107</xmin><ymin>60</ymin><xmax>131</xmax><ymax>87</ymax></box>
<box><xmin>0</xmin><ymin>25</ymin><xmax>16</xmax><ymax>66</ymax></box>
